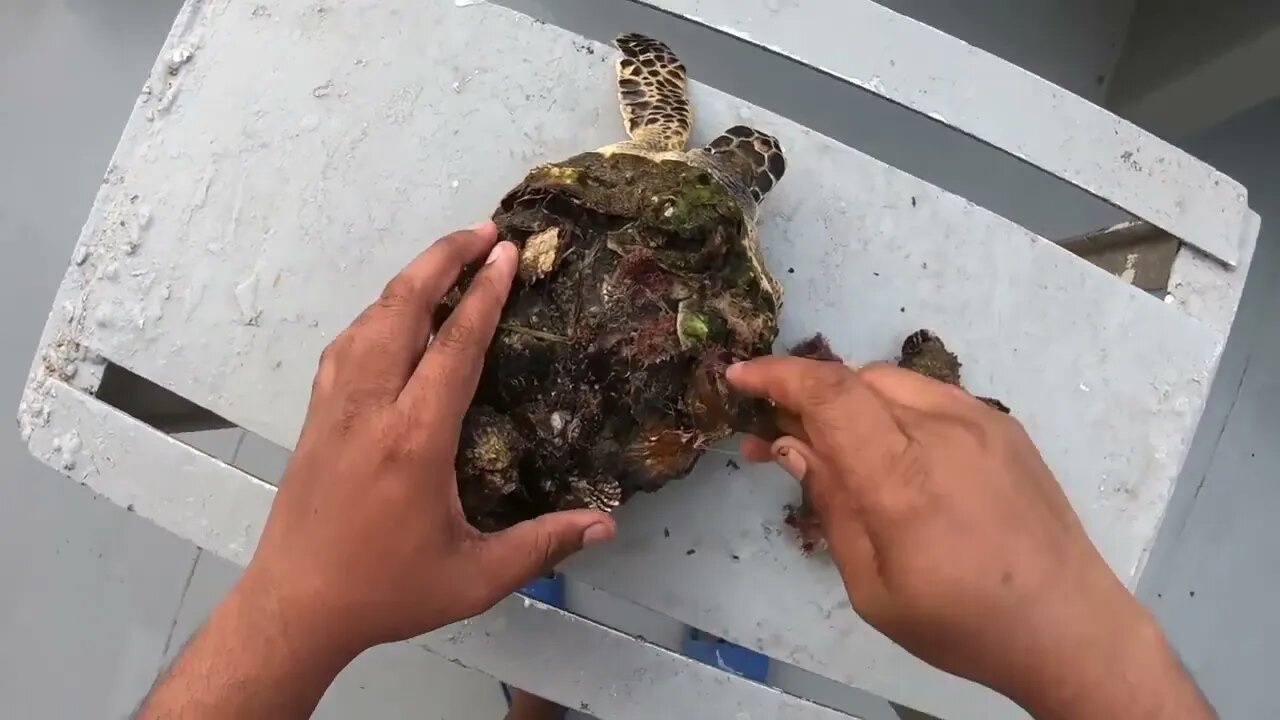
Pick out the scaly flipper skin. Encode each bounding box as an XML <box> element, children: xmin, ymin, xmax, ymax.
<box><xmin>698</xmin><ymin>125</ymin><xmax>787</xmax><ymax>203</ymax></box>
<box><xmin>899</xmin><ymin>329</ymin><xmax>1010</xmax><ymax>413</ymax></box>
<box><xmin>614</xmin><ymin>33</ymin><xmax>692</xmax><ymax>151</ymax></box>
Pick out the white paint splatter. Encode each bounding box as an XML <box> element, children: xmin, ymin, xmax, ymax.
<box><xmin>156</xmin><ymin>79</ymin><xmax>183</xmax><ymax>113</ymax></box>
<box><xmin>53</xmin><ymin>430</ymin><xmax>81</xmax><ymax>471</ymax></box>
<box><xmin>1119</xmin><ymin>252</ymin><xmax>1138</xmax><ymax>284</ymax></box>
<box><xmin>451</xmin><ymin>70</ymin><xmax>481</xmax><ymax>93</ymax></box>
<box><xmin>235</xmin><ymin>271</ymin><xmax>261</xmax><ymax>325</ymax></box>
<box><xmin>169</xmin><ymin>45</ymin><xmax>195</xmax><ymax>72</ymax></box>
<box><xmin>453</xmin><ymin>0</ymin><xmax>486</xmax><ymax>6</ymax></box>
<box><xmin>93</xmin><ymin>305</ymin><xmax>120</xmax><ymax>328</ymax></box>
<box><xmin>73</xmin><ymin>245</ymin><xmax>89</xmax><ymax>265</ymax></box>
<box><xmin>866</xmin><ymin>75</ymin><xmax>886</xmax><ymax>94</ymax></box>
<box><xmin>300</xmin><ymin>114</ymin><xmax>321</xmax><ymax>132</ymax></box>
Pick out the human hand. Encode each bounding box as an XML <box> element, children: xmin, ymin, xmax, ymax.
<box><xmin>729</xmin><ymin>359</ymin><xmax>1212</xmax><ymax>719</ymax></box>
<box><xmin>237</xmin><ymin>222</ymin><xmax>616</xmax><ymax>661</ymax></box>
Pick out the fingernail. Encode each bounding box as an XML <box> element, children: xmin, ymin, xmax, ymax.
<box><xmin>469</xmin><ymin>219</ymin><xmax>497</xmax><ymax>233</ymax></box>
<box><xmin>582</xmin><ymin>522</ymin><xmax>615</xmax><ymax>548</ymax></box>
<box><xmin>773</xmin><ymin>442</ymin><xmax>807</xmax><ymax>481</ymax></box>
<box><xmin>485</xmin><ymin>241</ymin><xmax>512</xmax><ymax>265</ymax></box>
<box><xmin>726</xmin><ymin>362</ymin><xmax>744</xmax><ymax>381</ymax></box>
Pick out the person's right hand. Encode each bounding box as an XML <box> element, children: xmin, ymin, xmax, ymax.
<box><xmin>728</xmin><ymin>358</ymin><xmax>1214</xmax><ymax>720</ymax></box>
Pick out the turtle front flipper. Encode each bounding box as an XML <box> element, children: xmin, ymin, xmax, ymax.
<box><xmin>697</xmin><ymin>126</ymin><xmax>787</xmax><ymax>204</ymax></box>
<box><xmin>898</xmin><ymin>329</ymin><xmax>1011</xmax><ymax>413</ymax></box>
<box><xmin>610</xmin><ymin>33</ymin><xmax>691</xmax><ymax>152</ymax></box>
<box><xmin>898</xmin><ymin>329</ymin><xmax>962</xmax><ymax>385</ymax></box>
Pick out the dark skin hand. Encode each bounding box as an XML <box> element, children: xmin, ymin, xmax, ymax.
<box><xmin>138</xmin><ymin>223</ymin><xmax>615</xmax><ymax>719</ymax></box>
<box><xmin>139</xmin><ymin>224</ymin><xmax>1212</xmax><ymax>720</ymax></box>
<box><xmin>728</xmin><ymin>358</ymin><xmax>1216</xmax><ymax>720</ymax></box>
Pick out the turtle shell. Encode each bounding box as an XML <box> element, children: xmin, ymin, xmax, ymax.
<box><xmin>450</xmin><ymin>150</ymin><xmax>780</xmax><ymax>531</ymax></box>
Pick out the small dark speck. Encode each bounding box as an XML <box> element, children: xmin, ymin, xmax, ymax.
<box><xmin>787</xmin><ymin>267</ymin><xmax>795</xmax><ymax>274</ymax></box>
<box><xmin>663</xmin><ymin>527</ymin><xmax>671</xmax><ymax>538</ymax></box>
<box><xmin>899</xmin><ymin>306</ymin><xmax>906</xmax><ymax>313</ymax></box>
<box><xmin>1096</xmin><ymin>73</ymin><xmax>1106</xmax><ymax>86</ymax></box>
<box><xmin>685</xmin><ymin>548</ymin><xmax>696</xmax><ymax>556</ymax></box>
<box><xmin>910</xmin><ymin>196</ymin><xmax>917</xmax><ymax>207</ymax></box>
<box><xmin>726</xmin><ymin>459</ymin><xmax>740</xmax><ymax>470</ymax></box>
<box><xmin>921</xmin><ymin>261</ymin><xmax>928</xmax><ymax>270</ymax></box>
<box><xmin>1157</xmin><ymin>593</ymin><xmax>1163</xmax><ymax>598</ymax></box>
<box><xmin>731</xmin><ymin>554</ymin><xmax>741</xmax><ymax>562</ymax></box>
<box><xmin>872</xmin><ymin>271</ymin><xmax>880</xmax><ymax>277</ymax></box>
<box><xmin>126</xmin><ymin>503</ymin><xmax>136</xmax><ymax>513</ymax></box>
<box><xmin>1251</xmin><ymin>453</ymin><xmax>1256</xmax><ymax>458</ymax></box>
<box><xmin>1189</xmin><ymin>590</ymin><xmax>1196</xmax><ymax>598</ymax></box>
<box><xmin>580</xmin><ymin>703</ymin><xmax>592</xmax><ymax>713</ymax></box>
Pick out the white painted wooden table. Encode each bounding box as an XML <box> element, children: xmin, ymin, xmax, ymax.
<box><xmin>19</xmin><ymin>1</ymin><xmax>1260</xmax><ymax>718</ymax></box>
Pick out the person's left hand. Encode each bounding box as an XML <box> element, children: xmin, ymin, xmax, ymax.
<box><xmin>235</xmin><ymin>221</ymin><xmax>616</xmax><ymax>661</ymax></box>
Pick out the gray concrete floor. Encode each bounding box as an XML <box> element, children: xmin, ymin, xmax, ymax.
<box><xmin>2</xmin><ymin>1</ymin><xmax>1278</xmax><ymax>719</ymax></box>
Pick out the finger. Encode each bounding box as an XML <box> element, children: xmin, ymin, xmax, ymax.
<box><xmin>771</xmin><ymin>436</ymin><xmax>840</xmax><ymax>513</ymax></box>
<box><xmin>773</xmin><ymin>438</ymin><xmax>882</xmax><ymax>591</ymax></box>
<box><xmin>400</xmin><ymin>241</ymin><xmax>517</xmax><ymax>418</ymax></box>
<box><xmin>741</xmin><ymin>409</ymin><xmax>805</xmax><ymax>461</ymax></box>
<box><xmin>726</xmin><ymin>356</ymin><xmax>846</xmax><ymax>409</ymax></box>
<box><xmin>858</xmin><ymin>363</ymin><xmax>991</xmax><ymax>418</ymax></box>
<box><xmin>343</xmin><ymin>223</ymin><xmax>500</xmax><ymax>392</ymax></box>
<box><xmin>473</xmin><ymin>510</ymin><xmax>616</xmax><ymax>598</ymax></box>
<box><xmin>728</xmin><ymin>356</ymin><xmax>908</xmax><ymax>461</ymax></box>
<box><xmin>739</xmin><ymin>435</ymin><xmax>773</xmax><ymax>463</ymax></box>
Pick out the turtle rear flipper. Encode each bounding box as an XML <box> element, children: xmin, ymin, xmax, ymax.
<box><xmin>613</xmin><ymin>33</ymin><xmax>691</xmax><ymax>151</ymax></box>
<box><xmin>699</xmin><ymin>126</ymin><xmax>787</xmax><ymax>203</ymax></box>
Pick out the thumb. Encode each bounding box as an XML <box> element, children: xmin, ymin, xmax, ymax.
<box><xmin>773</xmin><ymin>437</ymin><xmax>883</xmax><ymax>593</ymax></box>
<box><xmin>772</xmin><ymin>435</ymin><xmax>851</xmax><ymax>529</ymax></box>
<box><xmin>477</xmin><ymin>509</ymin><xmax>616</xmax><ymax>596</ymax></box>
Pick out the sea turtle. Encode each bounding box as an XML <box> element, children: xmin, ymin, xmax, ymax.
<box><xmin>449</xmin><ymin>33</ymin><xmax>787</xmax><ymax>531</ymax></box>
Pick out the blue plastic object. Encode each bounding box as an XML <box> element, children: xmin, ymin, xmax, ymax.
<box><xmin>518</xmin><ymin>573</ymin><xmax>567</xmax><ymax>607</ymax></box>
<box><xmin>682</xmin><ymin>628</ymin><xmax>771</xmax><ymax>682</ymax></box>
